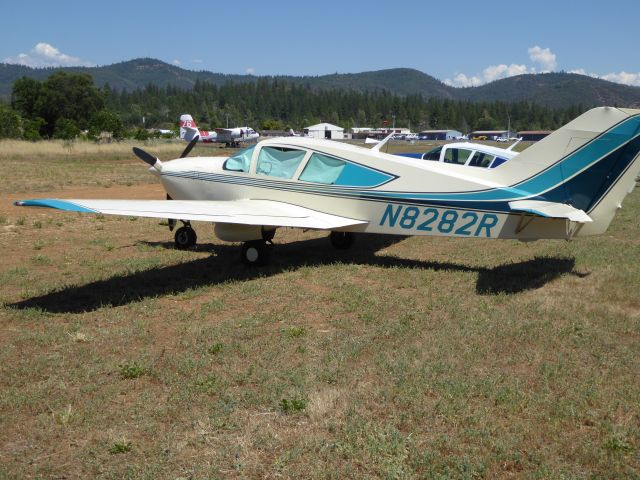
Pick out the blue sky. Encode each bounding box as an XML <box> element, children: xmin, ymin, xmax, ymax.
<box><xmin>2</xmin><ymin>0</ymin><xmax>639</xmax><ymax>86</ymax></box>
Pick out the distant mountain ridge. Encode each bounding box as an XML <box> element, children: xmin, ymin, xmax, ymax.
<box><xmin>1</xmin><ymin>57</ymin><xmax>639</xmax><ymax>108</ymax></box>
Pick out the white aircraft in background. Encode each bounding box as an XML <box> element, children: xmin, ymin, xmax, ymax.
<box><xmin>179</xmin><ymin>114</ymin><xmax>259</xmax><ymax>147</ymax></box>
<box><xmin>15</xmin><ymin>107</ymin><xmax>640</xmax><ymax>266</ymax></box>
<box><xmin>395</xmin><ymin>140</ymin><xmax>522</xmax><ymax>169</ymax></box>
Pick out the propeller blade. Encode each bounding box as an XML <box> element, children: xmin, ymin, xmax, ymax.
<box><xmin>180</xmin><ymin>135</ymin><xmax>199</xmax><ymax>158</ymax></box>
<box><xmin>133</xmin><ymin>147</ymin><xmax>159</xmax><ymax>166</ymax></box>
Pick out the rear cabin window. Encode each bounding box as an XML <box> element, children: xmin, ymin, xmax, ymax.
<box><xmin>223</xmin><ymin>145</ymin><xmax>255</xmax><ymax>172</ymax></box>
<box><xmin>256</xmin><ymin>147</ymin><xmax>306</xmax><ymax>179</ymax></box>
<box><xmin>299</xmin><ymin>153</ymin><xmax>345</xmax><ymax>184</ymax></box>
<box><xmin>490</xmin><ymin>157</ymin><xmax>508</xmax><ymax>168</ymax></box>
<box><xmin>443</xmin><ymin>148</ymin><xmax>473</xmax><ymax>165</ymax></box>
<box><xmin>468</xmin><ymin>152</ymin><xmax>495</xmax><ymax>168</ymax></box>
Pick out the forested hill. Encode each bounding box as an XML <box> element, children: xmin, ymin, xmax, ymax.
<box><xmin>455</xmin><ymin>72</ymin><xmax>640</xmax><ymax>108</ymax></box>
<box><xmin>2</xmin><ymin>57</ymin><xmax>640</xmax><ymax>108</ymax></box>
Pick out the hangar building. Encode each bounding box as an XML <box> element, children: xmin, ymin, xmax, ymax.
<box><xmin>304</xmin><ymin>123</ymin><xmax>344</xmax><ymax>140</ymax></box>
<box><xmin>518</xmin><ymin>130</ymin><xmax>553</xmax><ymax>141</ymax></box>
<box><xmin>419</xmin><ymin>129</ymin><xmax>463</xmax><ymax>140</ymax></box>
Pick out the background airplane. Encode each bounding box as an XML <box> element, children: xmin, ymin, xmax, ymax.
<box><xmin>179</xmin><ymin>114</ymin><xmax>259</xmax><ymax>147</ymax></box>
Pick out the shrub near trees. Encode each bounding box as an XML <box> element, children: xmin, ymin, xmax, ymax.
<box><xmin>0</xmin><ymin>72</ymin><xmax>123</xmax><ymax>141</ymax></box>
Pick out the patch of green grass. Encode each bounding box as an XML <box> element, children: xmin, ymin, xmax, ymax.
<box><xmin>201</xmin><ymin>298</ymin><xmax>224</xmax><ymax>313</ymax></box>
<box><xmin>108</xmin><ymin>440</ymin><xmax>133</xmax><ymax>455</ymax></box>
<box><xmin>52</xmin><ymin>404</ymin><xmax>74</xmax><ymax>426</ymax></box>
<box><xmin>207</xmin><ymin>343</ymin><xmax>224</xmax><ymax>355</ymax></box>
<box><xmin>118</xmin><ymin>361</ymin><xmax>147</xmax><ymax>379</ymax></box>
<box><xmin>282</xmin><ymin>326</ymin><xmax>307</xmax><ymax>338</ymax></box>
<box><xmin>30</xmin><ymin>255</ymin><xmax>52</xmax><ymax>266</ymax></box>
<box><xmin>194</xmin><ymin>374</ymin><xmax>219</xmax><ymax>394</ymax></box>
<box><xmin>279</xmin><ymin>396</ymin><xmax>308</xmax><ymax>414</ymax></box>
<box><xmin>603</xmin><ymin>432</ymin><xmax>632</xmax><ymax>453</ymax></box>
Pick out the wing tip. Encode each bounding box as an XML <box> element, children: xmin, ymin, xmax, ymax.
<box><xmin>14</xmin><ymin>199</ymin><xmax>98</xmax><ymax>213</ymax></box>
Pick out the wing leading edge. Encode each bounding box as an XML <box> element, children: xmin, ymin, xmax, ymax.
<box><xmin>14</xmin><ymin>198</ymin><xmax>367</xmax><ymax>230</ymax></box>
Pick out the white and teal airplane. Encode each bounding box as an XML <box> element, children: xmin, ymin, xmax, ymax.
<box><xmin>15</xmin><ymin>107</ymin><xmax>640</xmax><ymax>265</ymax></box>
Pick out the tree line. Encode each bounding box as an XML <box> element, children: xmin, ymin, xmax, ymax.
<box><xmin>0</xmin><ymin>72</ymin><xmax>589</xmax><ymax>140</ymax></box>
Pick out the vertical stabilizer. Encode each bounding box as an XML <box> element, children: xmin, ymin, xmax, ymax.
<box><xmin>179</xmin><ymin>114</ymin><xmax>199</xmax><ymax>141</ymax></box>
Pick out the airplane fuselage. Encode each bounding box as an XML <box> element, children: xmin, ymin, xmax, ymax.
<box><xmin>155</xmin><ymin>143</ymin><xmax>566</xmax><ymax>241</ymax></box>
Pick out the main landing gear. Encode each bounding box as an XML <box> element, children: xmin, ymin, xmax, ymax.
<box><xmin>241</xmin><ymin>240</ymin><xmax>269</xmax><ymax>266</ymax></box>
<box><xmin>174</xmin><ymin>221</ymin><xmax>197</xmax><ymax>249</ymax></box>
<box><xmin>239</xmin><ymin>228</ymin><xmax>276</xmax><ymax>266</ymax></box>
<box><xmin>329</xmin><ymin>231</ymin><xmax>355</xmax><ymax>250</ymax></box>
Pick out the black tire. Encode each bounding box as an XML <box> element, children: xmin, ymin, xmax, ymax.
<box><xmin>174</xmin><ymin>226</ymin><xmax>197</xmax><ymax>249</ymax></box>
<box><xmin>329</xmin><ymin>231</ymin><xmax>354</xmax><ymax>250</ymax></box>
<box><xmin>241</xmin><ymin>240</ymin><xmax>269</xmax><ymax>266</ymax></box>
<box><xmin>262</xmin><ymin>227</ymin><xmax>276</xmax><ymax>243</ymax></box>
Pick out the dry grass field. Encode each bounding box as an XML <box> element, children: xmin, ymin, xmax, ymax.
<box><xmin>0</xmin><ymin>139</ymin><xmax>638</xmax><ymax>478</ymax></box>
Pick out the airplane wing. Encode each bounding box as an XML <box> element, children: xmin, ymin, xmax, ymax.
<box><xmin>214</xmin><ymin>128</ymin><xmax>233</xmax><ymax>134</ymax></box>
<box><xmin>508</xmin><ymin>200</ymin><xmax>592</xmax><ymax>223</ymax></box>
<box><xmin>14</xmin><ymin>198</ymin><xmax>368</xmax><ymax>230</ymax></box>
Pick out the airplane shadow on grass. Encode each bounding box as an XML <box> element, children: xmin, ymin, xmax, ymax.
<box><xmin>10</xmin><ymin>234</ymin><xmax>587</xmax><ymax>314</ymax></box>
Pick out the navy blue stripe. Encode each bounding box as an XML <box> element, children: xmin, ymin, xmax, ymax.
<box><xmin>539</xmin><ymin>133</ymin><xmax>640</xmax><ymax>211</ymax></box>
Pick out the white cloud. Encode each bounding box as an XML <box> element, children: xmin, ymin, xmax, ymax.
<box><xmin>528</xmin><ymin>46</ymin><xmax>557</xmax><ymax>72</ymax></box>
<box><xmin>246</xmin><ymin>67</ymin><xmax>255</xmax><ymax>75</ymax></box>
<box><xmin>4</xmin><ymin>42</ymin><xmax>94</xmax><ymax>67</ymax></box>
<box><xmin>172</xmin><ymin>59</ymin><xmax>182</xmax><ymax>66</ymax></box>
<box><xmin>444</xmin><ymin>46</ymin><xmax>560</xmax><ymax>87</ymax></box>
<box><xmin>600</xmin><ymin>71</ymin><xmax>640</xmax><ymax>86</ymax></box>
<box><xmin>444</xmin><ymin>63</ymin><xmax>529</xmax><ymax>87</ymax></box>
<box><xmin>483</xmin><ymin>64</ymin><xmax>529</xmax><ymax>82</ymax></box>
<box><xmin>568</xmin><ymin>68</ymin><xmax>640</xmax><ymax>86</ymax></box>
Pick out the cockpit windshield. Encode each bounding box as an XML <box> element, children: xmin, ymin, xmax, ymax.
<box><xmin>223</xmin><ymin>145</ymin><xmax>256</xmax><ymax>172</ymax></box>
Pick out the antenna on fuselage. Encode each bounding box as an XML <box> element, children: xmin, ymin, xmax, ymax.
<box><xmin>506</xmin><ymin>138</ymin><xmax>523</xmax><ymax>151</ymax></box>
<box><xmin>371</xmin><ymin>132</ymin><xmax>395</xmax><ymax>153</ymax></box>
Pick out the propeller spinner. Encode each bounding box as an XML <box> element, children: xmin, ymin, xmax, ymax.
<box><xmin>132</xmin><ymin>135</ymin><xmax>199</xmax><ymax>171</ymax></box>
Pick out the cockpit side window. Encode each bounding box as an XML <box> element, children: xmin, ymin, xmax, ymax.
<box><xmin>256</xmin><ymin>146</ymin><xmax>306</xmax><ymax>179</ymax></box>
<box><xmin>422</xmin><ymin>146</ymin><xmax>442</xmax><ymax>161</ymax></box>
<box><xmin>299</xmin><ymin>153</ymin><xmax>345</xmax><ymax>184</ymax></box>
<box><xmin>444</xmin><ymin>148</ymin><xmax>473</xmax><ymax>165</ymax></box>
<box><xmin>223</xmin><ymin>145</ymin><xmax>256</xmax><ymax>172</ymax></box>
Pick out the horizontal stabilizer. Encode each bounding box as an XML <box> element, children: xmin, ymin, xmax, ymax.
<box><xmin>15</xmin><ymin>198</ymin><xmax>368</xmax><ymax>230</ymax></box>
<box><xmin>508</xmin><ymin>200</ymin><xmax>592</xmax><ymax>223</ymax></box>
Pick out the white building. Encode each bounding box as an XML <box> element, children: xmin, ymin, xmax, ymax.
<box><xmin>304</xmin><ymin>122</ymin><xmax>345</xmax><ymax>140</ymax></box>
